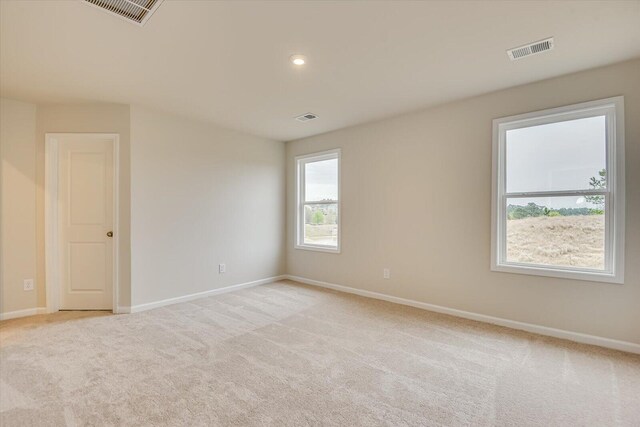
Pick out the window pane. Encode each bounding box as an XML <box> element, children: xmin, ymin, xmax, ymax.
<box><xmin>506</xmin><ymin>116</ymin><xmax>606</xmax><ymax>193</ymax></box>
<box><xmin>304</xmin><ymin>203</ymin><xmax>338</xmax><ymax>246</ymax></box>
<box><xmin>305</xmin><ymin>158</ymin><xmax>338</xmax><ymax>202</ymax></box>
<box><xmin>506</xmin><ymin>196</ymin><xmax>605</xmax><ymax>270</ymax></box>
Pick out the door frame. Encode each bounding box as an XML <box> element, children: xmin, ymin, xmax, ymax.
<box><xmin>44</xmin><ymin>133</ymin><xmax>120</xmax><ymax>314</ymax></box>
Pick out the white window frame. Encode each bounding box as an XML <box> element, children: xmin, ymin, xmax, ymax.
<box><xmin>295</xmin><ymin>149</ymin><xmax>341</xmax><ymax>253</ymax></box>
<box><xmin>491</xmin><ymin>97</ymin><xmax>625</xmax><ymax>284</ymax></box>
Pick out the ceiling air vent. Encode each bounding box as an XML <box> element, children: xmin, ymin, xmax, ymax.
<box><xmin>295</xmin><ymin>113</ymin><xmax>319</xmax><ymax>123</ymax></box>
<box><xmin>507</xmin><ymin>37</ymin><xmax>554</xmax><ymax>61</ymax></box>
<box><xmin>83</xmin><ymin>0</ymin><xmax>164</xmax><ymax>26</ymax></box>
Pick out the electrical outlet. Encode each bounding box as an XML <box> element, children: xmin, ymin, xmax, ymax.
<box><xmin>23</xmin><ymin>279</ymin><xmax>34</xmax><ymax>291</ymax></box>
<box><xmin>219</xmin><ymin>263</ymin><xmax>226</xmax><ymax>274</ymax></box>
<box><xmin>383</xmin><ymin>268</ymin><xmax>390</xmax><ymax>279</ymax></box>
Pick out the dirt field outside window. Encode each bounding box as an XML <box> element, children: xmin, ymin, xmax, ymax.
<box><xmin>506</xmin><ymin>215</ymin><xmax>605</xmax><ymax>269</ymax></box>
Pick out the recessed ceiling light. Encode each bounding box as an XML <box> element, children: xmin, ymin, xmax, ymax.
<box><xmin>290</xmin><ymin>54</ymin><xmax>307</xmax><ymax>66</ymax></box>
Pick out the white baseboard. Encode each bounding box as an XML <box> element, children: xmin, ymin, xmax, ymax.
<box><xmin>0</xmin><ymin>307</ymin><xmax>47</xmax><ymax>321</ymax></box>
<box><xmin>7</xmin><ymin>276</ymin><xmax>637</xmax><ymax>355</ymax></box>
<box><xmin>114</xmin><ymin>305</ymin><xmax>131</xmax><ymax>314</ymax></box>
<box><xmin>285</xmin><ymin>275</ymin><xmax>640</xmax><ymax>355</ymax></box>
<box><xmin>127</xmin><ymin>275</ymin><xmax>287</xmax><ymax>314</ymax></box>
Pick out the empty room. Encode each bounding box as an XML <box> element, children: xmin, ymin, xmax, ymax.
<box><xmin>1</xmin><ymin>0</ymin><xmax>639</xmax><ymax>425</ymax></box>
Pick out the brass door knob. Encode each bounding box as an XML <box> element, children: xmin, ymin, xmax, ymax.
<box><xmin>107</xmin><ymin>231</ymin><xmax>113</xmax><ymax>237</ymax></box>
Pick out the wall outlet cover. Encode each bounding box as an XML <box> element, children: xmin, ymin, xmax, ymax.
<box><xmin>219</xmin><ymin>264</ymin><xmax>226</xmax><ymax>274</ymax></box>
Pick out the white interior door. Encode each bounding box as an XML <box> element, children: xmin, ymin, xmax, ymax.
<box><xmin>58</xmin><ymin>135</ymin><xmax>114</xmax><ymax>310</ymax></box>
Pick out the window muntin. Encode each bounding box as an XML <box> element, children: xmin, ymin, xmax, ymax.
<box><xmin>492</xmin><ymin>97</ymin><xmax>624</xmax><ymax>283</ymax></box>
<box><xmin>296</xmin><ymin>150</ymin><xmax>340</xmax><ymax>252</ymax></box>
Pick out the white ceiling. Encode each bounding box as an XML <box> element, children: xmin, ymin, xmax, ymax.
<box><xmin>1</xmin><ymin>1</ymin><xmax>639</xmax><ymax>141</ymax></box>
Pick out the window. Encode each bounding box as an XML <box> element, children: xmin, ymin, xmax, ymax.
<box><xmin>491</xmin><ymin>97</ymin><xmax>625</xmax><ymax>283</ymax></box>
<box><xmin>295</xmin><ymin>149</ymin><xmax>340</xmax><ymax>253</ymax></box>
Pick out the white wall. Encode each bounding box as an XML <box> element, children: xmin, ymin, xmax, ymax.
<box><xmin>0</xmin><ymin>99</ymin><xmax>38</xmax><ymax>315</ymax></box>
<box><xmin>286</xmin><ymin>59</ymin><xmax>640</xmax><ymax>345</ymax></box>
<box><xmin>130</xmin><ymin>106</ymin><xmax>285</xmax><ymax>306</ymax></box>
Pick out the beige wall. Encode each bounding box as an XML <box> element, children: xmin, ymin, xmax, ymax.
<box><xmin>36</xmin><ymin>104</ymin><xmax>132</xmax><ymax>308</ymax></box>
<box><xmin>1</xmin><ymin>101</ymin><xmax>284</xmax><ymax>313</ymax></box>
<box><xmin>2</xmin><ymin>60</ymin><xmax>637</xmax><ymax>346</ymax></box>
<box><xmin>286</xmin><ymin>59</ymin><xmax>640</xmax><ymax>344</ymax></box>
<box><xmin>0</xmin><ymin>98</ymin><xmax>38</xmax><ymax>314</ymax></box>
<box><xmin>130</xmin><ymin>106</ymin><xmax>285</xmax><ymax>306</ymax></box>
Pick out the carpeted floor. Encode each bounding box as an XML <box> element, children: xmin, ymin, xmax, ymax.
<box><xmin>1</xmin><ymin>280</ymin><xmax>639</xmax><ymax>426</ymax></box>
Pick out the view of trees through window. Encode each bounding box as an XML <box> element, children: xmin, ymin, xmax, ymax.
<box><xmin>301</xmin><ymin>156</ymin><xmax>339</xmax><ymax>247</ymax></box>
<box><xmin>304</xmin><ymin>203</ymin><xmax>338</xmax><ymax>246</ymax></box>
<box><xmin>504</xmin><ymin>114</ymin><xmax>608</xmax><ymax>270</ymax></box>
<box><xmin>505</xmin><ymin>171</ymin><xmax>606</xmax><ymax>270</ymax></box>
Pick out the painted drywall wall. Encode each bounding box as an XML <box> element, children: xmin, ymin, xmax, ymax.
<box><xmin>2</xmin><ymin>100</ymin><xmax>283</xmax><ymax>313</ymax></box>
<box><xmin>286</xmin><ymin>59</ymin><xmax>640</xmax><ymax>344</ymax></box>
<box><xmin>129</xmin><ymin>106</ymin><xmax>285</xmax><ymax>306</ymax></box>
<box><xmin>36</xmin><ymin>103</ymin><xmax>132</xmax><ymax>308</ymax></box>
<box><xmin>0</xmin><ymin>98</ymin><xmax>38</xmax><ymax>314</ymax></box>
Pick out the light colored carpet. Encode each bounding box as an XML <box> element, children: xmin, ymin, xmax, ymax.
<box><xmin>1</xmin><ymin>280</ymin><xmax>639</xmax><ymax>426</ymax></box>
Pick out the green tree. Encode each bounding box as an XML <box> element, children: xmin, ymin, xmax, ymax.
<box><xmin>507</xmin><ymin>202</ymin><xmax>547</xmax><ymax>219</ymax></box>
<box><xmin>585</xmin><ymin>169</ymin><xmax>606</xmax><ymax>208</ymax></box>
<box><xmin>311</xmin><ymin>210</ymin><xmax>325</xmax><ymax>225</ymax></box>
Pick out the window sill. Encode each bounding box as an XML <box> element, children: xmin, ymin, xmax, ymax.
<box><xmin>491</xmin><ymin>262</ymin><xmax>623</xmax><ymax>284</ymax></box>
<box><xmin>295</xmin><ymin>244</ymin><xmax>341</xmax><ymax>254</ymax></box>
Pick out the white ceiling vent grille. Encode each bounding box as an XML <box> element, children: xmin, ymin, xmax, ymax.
<box><xmin>507</xmin><ymin>37</ymin><xmax>554</xmax><ymax>61</ymax></box>
<box><xmin>83</xmin><ymin>0</ymin><xmax>164</xmax><ymax>26</ymax></box>
<box><xmin>295</xmin><ymin>113</ymin><xmax>319</xmax><ymax>123</ymax></box>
